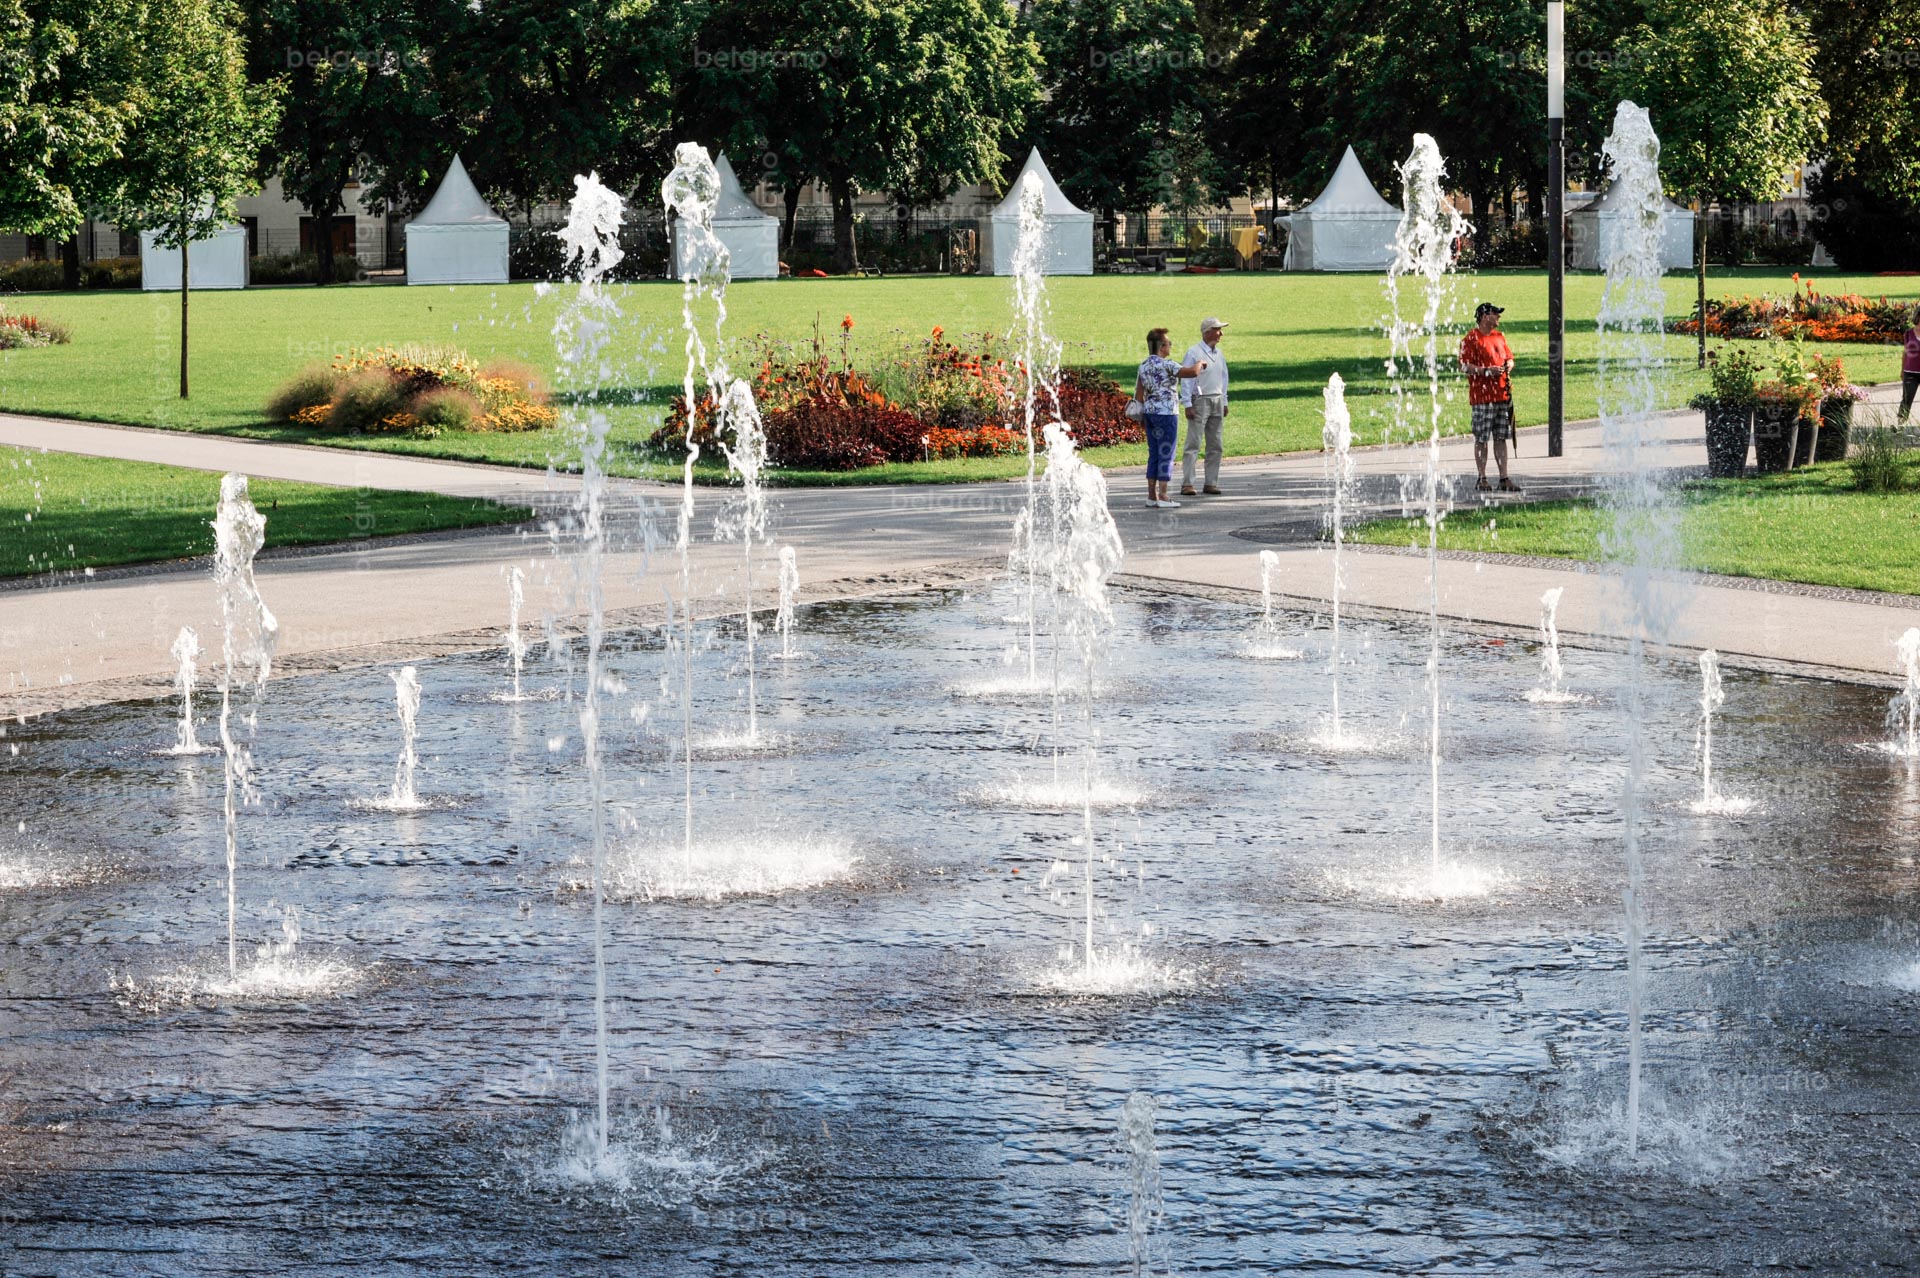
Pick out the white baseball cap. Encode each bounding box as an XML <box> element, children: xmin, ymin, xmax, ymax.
<box><xmin>1200</xmin><ymin>317</ymin><xmax>1228</xmax><ymax>333</ymax></box>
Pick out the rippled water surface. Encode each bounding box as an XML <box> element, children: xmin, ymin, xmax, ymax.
<box><xmin>4</xmin><ymin>584</ymin><xmax>1919</xmax><ymax>1275</ymax></box>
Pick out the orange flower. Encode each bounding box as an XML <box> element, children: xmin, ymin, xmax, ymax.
<box><xmin>841</xmin><ymin>314</ymin><xmax>854</xmax><ymax>331</ymax></box>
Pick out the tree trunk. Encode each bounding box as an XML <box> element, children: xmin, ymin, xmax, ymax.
<box><xmin>782</xmin><ymin>183</ymin><xmax>801</xmax><ymax>250</ymax></box>
<box><xmin>315</xmin><ymin>210</ymin><xmax>336</xmax><ymax>286</ymax></box>
<box><xmin>829</xmin><ymin>175</ymin><xmax>857</xmax><ymax>274</ymax></box>
<box><xmin>179</xmin><ymin>220</ymin><xmax>191</xmax><ymax>399</ymax></box>
<box><xmin>61</xmin><ymin>231</ymin><xmax>81</xmax><ymax>290</ymax></box>
<box><xmin>1696</xmin><ymin>209</ymin><xmax>1708</xmax><ymax>369</ymax></box>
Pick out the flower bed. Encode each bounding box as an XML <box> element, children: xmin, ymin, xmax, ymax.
<box><xmin>265</xmin><ymin>345</ymin><xmax>556</xmax><ymax>437</ymax></box>
<box><xmin>647</xmin><ymin>323</ymin><xmax>1139</xmax><ymax>472</ymax></box>
<box><xmin>1675</xmin><ymin>274</ymin><xmax>1915</xmax><ymax>344</ymax></box>
<box><xmin>0</xmin><ymin>311</ymin><xmax>72</xmax><ymax>349</ymax></box>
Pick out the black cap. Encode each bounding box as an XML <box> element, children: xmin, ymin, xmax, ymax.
<box><xmin>1475</xmin><ymin>302</ymin><xmax>1504</xmax><ymax>319</ymax></box>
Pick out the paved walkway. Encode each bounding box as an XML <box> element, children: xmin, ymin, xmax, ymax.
<box><xmin>2</xmin><ymin>385</ymin><xmax>1915</xmax><ymax>716</ymax></box>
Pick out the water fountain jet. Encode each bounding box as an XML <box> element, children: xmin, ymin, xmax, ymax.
<box><xmin>212</xmin><ymin>474</ymin><xmax>278</xmax><ymax>979</ymax></box>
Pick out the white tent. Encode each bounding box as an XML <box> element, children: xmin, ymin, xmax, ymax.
<box><xmin>978</xmin><ymin>148</ymin><xmax>1094</xmax><ymax>276</ymax></box>
<box><xmin>1279</xmin><ymin>147</ymin><xmax>1401</xmax><ymax>272</ymax></box>
<box><xmin>140</xmin><ymin>225</ymin><xmax>249</xmax><ymax>290</ymax></box>
<box><xmin>1567</xmin><ymin>181</ymin><xmax>1696</xmax><ymax>271</ymax></box>
<box><xmin>669</xmin><ymin>152</ymin><xmax>779</xmax><ymax>280</ymax></box>
<box><xmin>405</xmin><ymin>155</ymin><xmax>509</xmax><ymax>285</ymax></box>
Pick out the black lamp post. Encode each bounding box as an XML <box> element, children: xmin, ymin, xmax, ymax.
<box><xmin>1547</xmin><ymin>0</ymin><xmax>1566</xmax><ymax>457</ymax></box>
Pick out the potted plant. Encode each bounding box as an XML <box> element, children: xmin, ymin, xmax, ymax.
<box><xmin>1691</xmin><ymin>347</ymin><xmax>1759</xmax><ymax>477</ymax></box>
<box><xmin>1808</xmin><ymin>351</ymin><xmax>1868</xmax><ymax>464</ymax></box>
<box><xmin>1753</xmin><ymin>337</ymin><xmax>1821</xmax><ymax>473</ymax></box>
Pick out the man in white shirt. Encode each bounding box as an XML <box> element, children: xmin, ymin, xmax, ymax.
<box><xmin>1179</xmin><ymin>317</ymin><xmax>1229</xmax><ymax>495</ymax></box>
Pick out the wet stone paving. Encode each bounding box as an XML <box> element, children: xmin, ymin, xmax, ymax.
<box><xmin>3</xmin><ymin>583</ymin><xmax>1919</xmax><ymax>1275</ymax></box>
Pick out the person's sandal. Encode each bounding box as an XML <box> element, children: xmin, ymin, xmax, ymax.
<box><xmin>1475</xmin><ymin>478</ymin><xmax>1493</xmax><ymax>492</ymax></box>
<box><xmin>1181</xmin><ymin>486</ymin><xmax>1199</xmax><ymax>497</ymax></box>
<box><xmin>1498</xmin><ymin>479</ymin><xmax>1522</xmax><ymax>493</ymax></box>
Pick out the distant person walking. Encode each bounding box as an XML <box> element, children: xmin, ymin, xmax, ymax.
<box><xmin>1179</xmin><ymin>317</ymin><xmax>1230</xmax><ymax>496</ymax></box>
<box><xmin>1135</xmin><ymin>327</ymin><xmax>1206</xmax><ymax>508</ymax></box>
<box><xmin>1901</xmin><ymin>306</ymin><xmax>1920</xmax><ymax>422</ymax></box>
<box><xmin>1460</xmin><ymin>301</ymin><xmax>1520</xmax><ymax>492</ymax></box>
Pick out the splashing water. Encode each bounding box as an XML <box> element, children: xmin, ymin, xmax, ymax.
<box><xmin>505</xmin><ymin>565</ymin><xmax>528</xmax><ymax>701</ymax></box>
<box><xmin>715</xmin><ymin>378</ymin><xmax>771</xmax><ymax>741</ymax></box>
<box><xmin>1245</xmin><ymin>550</ymin><xmax>1302</xmax><ymax>660</ymax></box>
<box><xmin>555</xmin><ymin>169</ymin><xmax>627</xmax><ymax>1175</ymax></box>
<box><xmin>1386</xmin><ymin>134</ymin><xmax>1469</xmax><ymax>882</ymax></box>
<box><xmin>1883</xmin><ymin>628</ymin><xmax>1920</xmax><ymax>760</ymax></box>
<box><xmin>165</xmin><ymin>625</ymin><xmax>212</xmax><ymax>755</ymax></box>
<box><xmin>1525</xmin><ymin>588</ymin><xmax>1585</xmax><ymax>705</ymax></box>
<box><xmin>1010</xmin><ymin>171</ymin><xmax>1062</xmax><ymax>686</ymax></box>
<box><xmin>386</xmin><ymin>666</ymin><xmax>422</xmax><ymax>809</ymax></box>
<box><xmin>1038</xmin><ymin>421</ymin><xmax>1128</xmax><ymax>982</ymax></box>
<box><xmin>212</xmin><ymin>474</ymin><xmax>278</xmax><ymax>980</ymax></box>
<box><xmin>663</xmin><ymin>142</ymin><xmax>730</xmax><ymax>867</ymax></box>
<box><xmin>1323</xmin><ymin>374</ymin><xmax>1355</xmax><ymax>738</ymax></box>
<box><xmin>1597</xmin><ymin>101</ymin><xmax>1685</xmax><ymax>1162</ymax></box>
<box><xmin>1120</xmin><ymin>1091</ymin><xmax>1166</xmax><ymax>1277</ymax></box>
<box><xmin>1691</xmin><ymin>649</ymin><xmax>1752</xmax><ymax>815</ymax></box>
<box><xmin>772</xmin><ymin>545</ymin><xmax>803</xmax><ymax>661</ymax></box>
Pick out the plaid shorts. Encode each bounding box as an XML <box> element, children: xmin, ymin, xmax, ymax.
<box><xmin>1471</xmin><ymin>400</ymin><xmax>1514</xmax><ymax>443</ymax></box>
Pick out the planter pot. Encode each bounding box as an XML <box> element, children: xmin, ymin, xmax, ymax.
<box><xmin>1753</xmin><ymin>403</ymin><xmax>1802</xmax><ymax>473</ymax></box>
<box><xmin>1815</xmin><ymin>397</ymin><xmax>1854</xmax><ymax>463</ymax></box>
<box><xmin>1702</xmin><ymin>402</ymin><xmax>1753</xmax><ymax>477</ymax></box>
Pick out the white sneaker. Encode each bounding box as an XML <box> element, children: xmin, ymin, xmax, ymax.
<box><xmin>1155</xmin><ymin>499</ymin><xmax>1181</xmax><ymax>509</ymax></box>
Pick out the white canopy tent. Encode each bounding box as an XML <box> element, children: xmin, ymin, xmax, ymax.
<box><xmin>140</xmin><ymin>225</ymin><xmax>249</xmax><ymax>290</ymax></box>
<box><xmin>979</xmin><ymin>148</ymin><xmax>1094</xmax><ymax>276</ymax></box>
<box><xmin>1567</xmin><ymin>181</ymin><xmax>1696</xmax><ymax>271</ymax></box>
<box><xmin>669</xmin><ymin>152</ymin><xmax>779</xmax><ymax>280</ymax></box>
<box><xmin>405</xmin><ymin>155</ymin><xmax>509</xmax><ymax>285</ymax></box>
<box><xmin>1279</xmin><ymin>147</ymin><xmax>1401</xmax><ymax>272</ymax></box>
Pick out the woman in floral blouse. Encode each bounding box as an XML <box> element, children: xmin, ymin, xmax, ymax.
<box><xmin>1134</xmin><ymin>327</ymin><xmax>1206</xmax><ymax>508</ymax></box>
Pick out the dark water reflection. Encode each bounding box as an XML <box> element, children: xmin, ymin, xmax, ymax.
<box><xmin>3</xmin><ymin>584</ymin><xmax>1918</xmax><ymax>1275</ymax></box>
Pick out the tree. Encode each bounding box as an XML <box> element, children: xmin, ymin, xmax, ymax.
<box><xmin>1611</xmin><ymin>0</ymin><xmax>1824</xmax><ymax>365</ymax></box>
<box><xmin>240</xmin><ymin>0</ymin><xmax>436</xmax><ymax>284</ymax></box>
<box><xmin>1802</xmin><ymin>0</ymin><xmax>1920</xmax><ymax>269</ymax></box>
<box><xmin>687</xmin><ymin>0</ymin><xmax>1039</xmax><ymax>273</ymax></box>
<box><xmin>0</xmin><ymin>0</ymin><xmax>143</xmax><ymax>284</ymax></box>
<box><xmin>1020</xmin><ymin>0</ymin><xmax>1218</xmax><ymax>235</ymax></box>
<box><xmin>105</xmin><ymin>0</ymin><xmax>281</xmax><ymax>397</ymax></box>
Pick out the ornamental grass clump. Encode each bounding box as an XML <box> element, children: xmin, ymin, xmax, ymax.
<box><xmin>1850</xmin><ymin>412</ymin><xmax>1914</xmax><ymax>494</ymax></box>
<box><xmin>265</xmin><ymin>344</ymin><xmax>556</xmax><ymax>436</ymax></box>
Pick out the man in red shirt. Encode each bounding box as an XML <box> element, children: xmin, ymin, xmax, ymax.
<box><xmin>1460</xmin><ymin>301</ymin><xmax>1519</xmax><ymax>492</ymax></box>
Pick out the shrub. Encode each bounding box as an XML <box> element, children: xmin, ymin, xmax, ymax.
<box><xmin>409</xmin><ymin>385</ymin><xmax>481</xmax><ymax>434</ymax></box>
<box><xmin>762</xmin><ymin>397</ymin><xmax>924</xmax><ymax>470</ymax></box>
<box><xmin>0</xmin><ymin>258</ymin><xmax>65</xmax><ymax>293</ymax></box>
<box><xmin>1851</xmin><ymin>421</ymin><xmax>1913</xmax><ymax>494</ymax></box>
<box><xmin>251</xmin><ymin>252</ymin><xmax>360</xmax><ymax>286</ymax></box>
<box><xmin>1053</xmin><ymin>365</ymin><xmax>1142</xmax><ymax>449</ymax></box>
<box><xmin>327</xmin><ymin>368</ymin><xmax>409</xmax><ymax>433</ymax></box>
<box><xmin>264</xmin><ymin>363</ymin><xmax>341</xmax><ymax>422</ymax></box>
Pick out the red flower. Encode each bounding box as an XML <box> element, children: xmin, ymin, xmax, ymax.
<box><xmin>841</xmin><ymin>314</ymin><xmax>854</xmax><ymax>331</ymax></box>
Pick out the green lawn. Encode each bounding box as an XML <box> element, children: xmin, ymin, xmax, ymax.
<box><xmin>0</xmin><ymin>447</ymin><xmax>530</xmax><ymax>578</ymax></box>
<box><xmin>2</xmin><ymin>269</ymin><xmax>1915</xmax><ymax>485</ymax></box>
<box><xmin>1348</xmin><ymin>460</ymin><xmax>1920</xmax><ymax>595</ymax></box>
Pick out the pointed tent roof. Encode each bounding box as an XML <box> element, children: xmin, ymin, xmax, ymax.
<box><xmin>712</xmin><ymin>152</ymin><xmax>776</xmax><ymax>223</ymax></box>
<box><xmin>1294</xmin><ymin>146</ymin><xmax>1400</xmax><ymax>217</ymax></box>
<box><xmin>989</xmin><ymin>148</ymin><xmax>1093</xmax><ymax>221</ymax></box>
<box><xmin>411</xmin><ymin>155</ymin><xmax>505</xmax><ymax>226</ymax></box>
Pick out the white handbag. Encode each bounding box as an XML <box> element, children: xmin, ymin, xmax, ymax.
<box><xmin>1124</xmin><ymin>397</ymin><xmax>1144</xmax><ymax>421</ymax></box>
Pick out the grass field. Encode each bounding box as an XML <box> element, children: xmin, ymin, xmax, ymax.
<box><xmin>1347</xmin><ymin>460</ymin><xmax>1920</xmax><ymax>595</ymax></box>
<box><xmin>0</xmin><ymin>447</ymin><xmax>530</xmax><ymax>578</ymax></box>
<box><xmin>2</xmin><ymin>268</ymin><xmax>1916</xmax><ymax>485</ymax></box>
